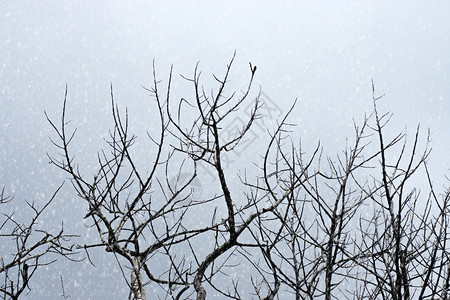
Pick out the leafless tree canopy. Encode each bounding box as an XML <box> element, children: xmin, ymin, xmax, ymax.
<box><xmin>2</xmin><ymin>56</ymin><xmax>450</xmax><ymax>299</ymax></box>
<box><xmin>0</xmin><ymin>186</ymin><xmax>75</xmax><ymax>300</ymax></box>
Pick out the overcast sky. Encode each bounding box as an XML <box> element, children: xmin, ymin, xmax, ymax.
<box><xmin>1</xmin><ymin>1</ymin><xmax>450</xmax><ymax>298</ymax></box>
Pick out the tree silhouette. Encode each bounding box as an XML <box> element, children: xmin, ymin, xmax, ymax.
<box><xmin>3</xmin><ymin>57</ymin><xmax>445</xmax><ymax>299</ymax></box>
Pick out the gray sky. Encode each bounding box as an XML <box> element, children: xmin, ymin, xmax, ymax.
<box><xmin>1</xmin><ymin>1</ymin><xmax>449</xmax><ymax>298</ymax></box>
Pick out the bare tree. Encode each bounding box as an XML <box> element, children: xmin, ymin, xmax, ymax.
<box><xmin>242</xmin><ymin>82</ymin><xmax>450</xmax><ymax>300</ymax></box>
<box><xmin>166</xmin><ymin>54</ymin><xmax>302</xmax><ymax>300</ymax></box>
<box><xmin>249</xmin><ymin>106</ymin><xmax>381</xmax><ymax>299</ymax></box>
<box><xmin>45</xmin><ymin>55</ymin><xmax>450</xmax><ymax>300</ymax></box>
<box><xmin>47</xmin><ymin>78</ymin><xmax>201</xmax><ymax>299</ymax></box>
<box><xmin>348</xmin><ymin>83</ymin><xmax>450</xmax><ymax>300</ymax></box>
<box><xmin>0</xmin><ymin>186</ymin><xmax>74</xmax><ymax>300</ymax></box>
<box><xmin>46</xmin><ymin>54</ymin><xmax>292</xmax><ymax>299</ymax></box>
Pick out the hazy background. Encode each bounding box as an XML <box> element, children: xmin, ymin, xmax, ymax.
<box><xmin>1</xmin><ymin>1</ymin><xmax>449</xmax><ymax>298</ymax></box>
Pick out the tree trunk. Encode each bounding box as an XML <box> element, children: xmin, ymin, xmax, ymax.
<box><xmin>131</xmin><ymin>259</ymin><xmax>146</xmax><ymax>300</ymax></box>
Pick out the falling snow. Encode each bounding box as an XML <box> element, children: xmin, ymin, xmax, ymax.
<box><xmin>1</xmin><ymin>1</ymin><xmax>450</xmax><ymax>299</ymax></box>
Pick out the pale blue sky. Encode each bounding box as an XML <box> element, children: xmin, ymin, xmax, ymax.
<box><xmin>1</xmin><ymin>1</ymin><xmax>449</xmax><ymax>298</ymax></box>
